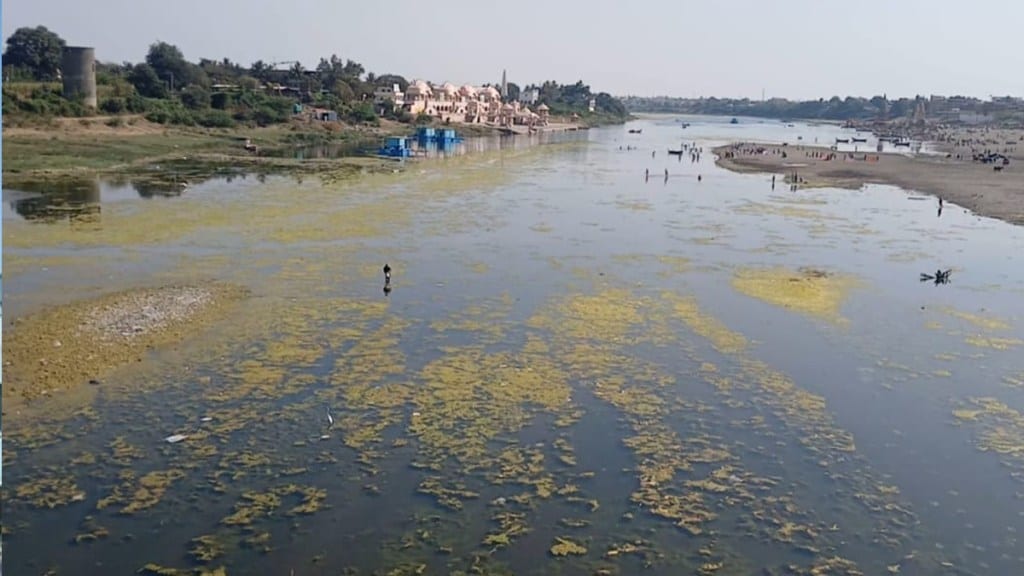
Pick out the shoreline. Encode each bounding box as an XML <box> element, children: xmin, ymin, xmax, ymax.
<box><xmin>713</xmin><ymin>141</ymin><xmax>1024</xmax><ymax>227</ymax></box>
<box><xmin>1</xmin><ymin>114</ymin><xmax>612</xmax><ymax>185</ymax></box>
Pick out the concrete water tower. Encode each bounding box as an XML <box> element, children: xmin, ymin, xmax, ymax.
<box><xmin>61</xmin><ymin>46</ymin><xmax>97</xmax><ymax>108</ymax></box>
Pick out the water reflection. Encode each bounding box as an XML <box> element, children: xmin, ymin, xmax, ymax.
<box><xmin>3</xmin><ymin>171</ymin><xmax>238</xmax><ymax>223</ymax></box>
<box><xmin>5</xmin><ymin>177</ymin><xmax>102</xmax><ymax>223</ymax></box>
<box><xmin>266</xmin><ymin>141</ymin><xmax>366</xmax><ymax>160</ymax></box>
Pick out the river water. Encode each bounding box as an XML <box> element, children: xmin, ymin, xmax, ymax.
<box><xmin>3</xmin><ymin>114</ymin><xmax>1023</xmax><ymax>576</ymax></box>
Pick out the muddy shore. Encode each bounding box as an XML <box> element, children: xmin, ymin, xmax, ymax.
<box><xmin>713</xmin><ymin>141</ymin><xmax>1024</xmax><ymax>227</ymax></box>
<box><xmin>2</xmin><ymin>283</ymin><xmax>248</xmax><ymax>419</ymax></box>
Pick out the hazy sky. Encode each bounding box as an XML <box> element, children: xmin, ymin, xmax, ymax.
<box><xmin>4</xmin><ymin>0</ymin><xmax>1023</xmax><ymax>100</ymax></box>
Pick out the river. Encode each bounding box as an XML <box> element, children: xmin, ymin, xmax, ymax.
<box><xmin>3</xmin><ymin>114</ymin><xmax>1023</xmax><ymax>576</ymax></box>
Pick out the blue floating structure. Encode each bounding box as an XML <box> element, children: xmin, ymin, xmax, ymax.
<box><xmin>414</xmin><ymin>127</ymin><xmax>463</xmax><ymax>144</ymax></box>
<box><xmin>437</xmin><ymin>128</ymin><xmax>463</xmax><ymax>144</ymax></box>
<box><xmin>379</xmin><ymin>136</ymin><xmax>413</xmax><ymax>158</ymax></box>
<box><xmin>416</xmin><ymin>127</ymin><xmax>436</xmax><ymax>142</ymax></box>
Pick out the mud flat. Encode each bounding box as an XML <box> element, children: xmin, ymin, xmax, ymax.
<box><xmin>714</xmin><ymin>142</ymin><xmax>1024</xmax><ymax>227</ymax></box>
<box><xmin>2</xmin><ymin>283</ymin><xmax>248</xmax><ymax>417</ymax></box>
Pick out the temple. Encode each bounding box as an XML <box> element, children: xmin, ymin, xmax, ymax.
<box><xmin>374</xmin><ymin>79</ymin><xmax>549</xmax><ymax>128</ymax></box>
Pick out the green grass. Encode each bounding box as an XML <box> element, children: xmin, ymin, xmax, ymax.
<box><xmin>2</xmin><ymin>132</ymin><xmax>237</xmax><ymax>173</ymax></box>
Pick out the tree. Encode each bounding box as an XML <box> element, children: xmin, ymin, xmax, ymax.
<box><xmin>331</xmin><ymin>79</ymin><xmax>355</xmax><ymax>102</ymax></box>
<box><xmin>3</xmin><ymin>26</ymin><xmax>66</xmax><ymax>80</ymax></box>
<box><xmin>250</xmin><ymin>60</ymin><xmax>272</xmax><ymax>82</ymax></box>
<box><xmin>374</xmin><ymin>74</ymin><xmax>408</xmax><ymax>91</ymax></box>
<box><xmin>181</xmin><ymin>84</ymin><xmax>211</xmax><ymax>110</ymax></box>
<box><xmin>145</xmin><ymin>41</ymin><xmax>201</xmax><ymax>90</ymax></box>
<box><xmin>506</xmin><ymin>82</ymin><xmax>520</xmax><ymax>102</ymax></box>
<box><xmin>342</xmin><ymin>59</ymin><xmax>364</xmax><ymax>81</ymax></box>
<box><xmin>127</xmin><ymin>63</ymin><xmax>167</xmax><ymax>98</ymax></box>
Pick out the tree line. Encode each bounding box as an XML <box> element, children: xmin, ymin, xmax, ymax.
<box><xmin>621</xmin><ymin>95</ymin><xmax>924</xmax><ymax>121</ymax></box>
<box><xmin>2</xmin><ymin>25</ymin><xmax>629</xmax><ymax>129</ymax></box>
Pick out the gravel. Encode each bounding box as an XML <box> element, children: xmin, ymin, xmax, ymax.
<box><xmin>81</xmin><ymin>286</ymin><xmax>214</xmax><ymax>341</ymax></box>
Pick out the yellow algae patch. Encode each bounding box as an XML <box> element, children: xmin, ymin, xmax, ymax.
<box><xmin>409</xmin><ymin>348</ymin><xmax>571</xmax><ymax>467</ymax></box>
<box><xmin>527</xmin><ymin>289</ymin><xmax>646</xmax><ymax>343</ymax></box>
<box><xmin>942</xmin><ymin>307</ymin><xmax>1012</xmax><ymax>331</ymax></box>
<box><xmin>3</xmin><ymin>283</ymin><xmax>248</xmax><ymax>417</ymax></box>
<box><xmin>953</xmin><ymin>410</ymin><xmax>983</xmax><ymax>422</ymax></box>
<box><xmin>14</xmin><ymin>475</ymin><xmax>86</xmax><ymax>509</ymax></box>
<box><xmin>327</xmin><ymin>315</ymin><xmax>412</xmax><ymax>456</ymax></box>
<box><xmin>550</xmin><ymin>537</ymin><xmax>588</xmax><ymax>556</ymax></box>
<box><xmin>661</xmin><ymin>293</ymin><xmax>747</xmax><ymax>354</ymax></box>
<box><xmin>734</xmin><ymin>200</ymin><xmax>841</xmax><ymax>220</ymax></box>
<box><xmin>964</xmin><ymin>335</ymin><xmax>1023</xmax><ymax>350</ymax></box>
<box><xmin>731</xmin><ymin>267</ymin><xmax>858</xmax><ymax>324</ymax></box>
<box><xmin>266</xmin><ymin>198</ymin><xmax>412</xmax><ymax>243</ymax></box>
<box><xmin>95</xmin><ymin>469</ymin><xmax>187</xmax><ymax>514</ymax></box>
<box><xmin>656</xmin><ymin>255</ymin><xmax>690</xmax><ymax>276</ymax></box>
<box><xmin>430</xmin><ymin>297</ymin><xmax>513</xmax><ymax>344</ymax></box>
<box><xmin>530</xmin><ymin>223</ymin><xmax>554</xmax><ymax>233</ymax></box>
<box><xmin>1004</xmin><ymin>372</ymin><xmax>1024</xmax><ymax>389</ymax></box>
<box><xmin>220</xmin><ymin>483</ymin><xmax>327</xmax><ymax>527</ymax></box>
<box><xmin>952</xmin><ymin>397</ymin><xmax>1024</xmax><ymax>483</ymax></box>
<box><xmin>615</xmin><ymin>199</ymin><xmax>653</xmax><ymax>211</ymax></box>
<box><xmin>190</xmin><ymin>535</ymin><xmax>224</xmax><ymax>563</ymax></box>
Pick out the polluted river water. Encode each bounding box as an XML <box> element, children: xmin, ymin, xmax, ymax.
<box><xmin>3</xmin><ymin>115</ymin><xmax>1024</xmax><ymax>576</ymax></box>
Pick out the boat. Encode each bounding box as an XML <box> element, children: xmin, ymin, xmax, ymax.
<box><xmin>835</xmin><ymin>138</ymin><xmax>850</xmax><ymax>144</ymax></box>
<box><xmin>729</xmin><ymin>118</ymin><xmax>739</xmax><ymax>124</ymax></box>
<box><xmin>851</xmin><ymin>137</ymin><xmax>867</xmax><ymax>143</ymax></box>
<box><xmin>628</xmin><ymin>128</ymin><xmax>643</xmax><ymax>134</ymax></box>
<box><xmin>668</xmin><ymin>149</ymin><xmax>684</xmax><ymax>155</ymax></box>
<box><xmin>894</xmin><ymin>138</ymin><xmax>911</xmax><ymax>147</ymax></box>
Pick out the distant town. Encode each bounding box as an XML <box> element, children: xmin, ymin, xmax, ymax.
<box><xmin>1</xmin><ymin>25</ymin><xmax>630</xmax><ymax>134</ymax></box>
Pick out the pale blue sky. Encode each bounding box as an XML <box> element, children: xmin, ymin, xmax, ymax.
<box><xmin>3</xmin><ymin>0</ymin><xmax>1023</xmax><ymax>100</ymax></box>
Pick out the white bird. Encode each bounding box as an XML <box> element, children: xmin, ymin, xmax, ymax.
<box><xmin>326</xmin><ymin>409</ymin><xmax>334</xmax><ymax>428</ymax></box>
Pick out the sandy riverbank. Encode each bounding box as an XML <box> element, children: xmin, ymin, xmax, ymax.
<box><xmin>714</xmin><ymin>140</ymin><xmax>1024</xmax><ymax>226</ymax></box>
<box><xmin>2</xmin><ymin>283</ymin><xmax>248</xmax><ymax>419</ymax></box>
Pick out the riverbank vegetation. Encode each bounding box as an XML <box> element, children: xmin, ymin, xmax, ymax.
<box><xmin>622</xmin><ymin>95</ymin><xmax>1024</xmax><ymax>125</ymax></box>
<box><xmin>3</xmin><ymin>26</ymin><xmax>628</xmax><ymax>179</ymax></box>
<box><xmin>3</xmin><ymin>26</ymin><xmax>628</xmax><ymax>132</ymax></box>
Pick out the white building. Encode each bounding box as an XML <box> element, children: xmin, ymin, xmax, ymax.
<box><xmin>519</xmin><ymin>88</ymin><xmax>540</xmax><ymax>105</ymax></box>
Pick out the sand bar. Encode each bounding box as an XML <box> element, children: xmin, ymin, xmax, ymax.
<box><xmin>714</xmin><ymin>134</ymin><xmax>1024</xmax><ymax>226</ymax></box>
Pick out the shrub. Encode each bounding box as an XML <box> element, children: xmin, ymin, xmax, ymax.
<box><xmin>346</xmin><ymin>102</ymin><xmax>377</xmax><ymax>124</ymax></box>
<box><xmin>144</xmin><ymin>100</ymin><xmax>195</xmax><ymax>125</ymax></box>
<box><xmin>126</xmin><ymin>94</ymin><xmax>149</xmax><ymax>113</ymax></box>
<box><xmin>180</xmin><ymin>85</ymin><xmax>211</xmax><ymax>110</ymax></box>
<box><xmin>195</xmin><ymin>109</ymin><xmax>235</xmax><ymax>128</ymax></box>
<box><xmin>210</xmin><ymin>92</ymin><xmax>232</xmax><ymax>110</ymax></box>
<box><xmin>101</xmin><ymin>97</ymin><xmax>127</xmax><ymax>114</ymax></box>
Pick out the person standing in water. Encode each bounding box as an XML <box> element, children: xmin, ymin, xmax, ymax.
<box><xmin>383</xmin><ymin>263</ymin><xmax>392</xmax><ymax>283</ymax></box>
